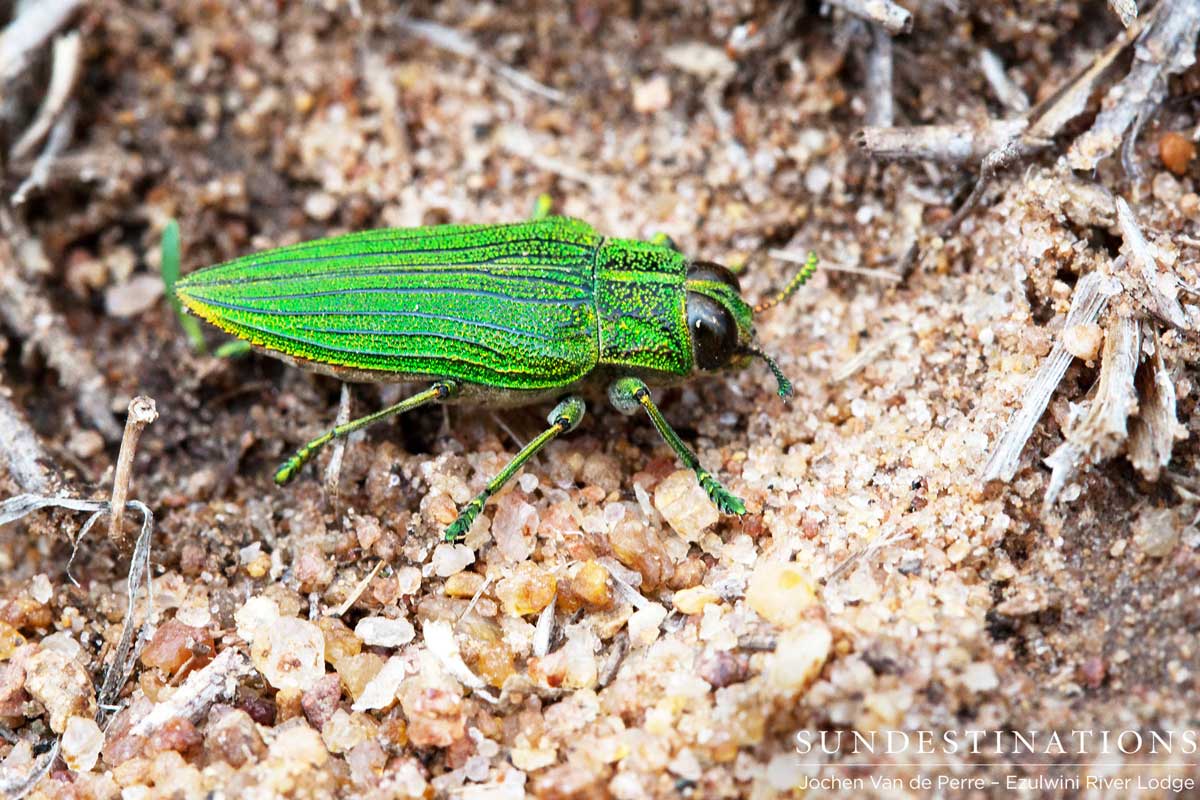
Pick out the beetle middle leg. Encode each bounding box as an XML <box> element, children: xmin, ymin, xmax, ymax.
<box><xmin>607</xmin><ymin>377</ymin><xmax>746</xmax><ymax>516</ymax></box>
<box><xmin>274</xmin><ymin>379</ymin><xmax>460</xmax><ymax>485</ymax></box>
<box><xmin>444</xmin><ymin>395</ymin><xmax>586</xmax><ymax>542</ymax></box>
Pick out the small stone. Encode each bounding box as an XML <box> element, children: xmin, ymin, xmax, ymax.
<box><xmin>340</xmin><ymin>652</ymin><xmax>387</xmax><ymax>703</ymax></box>
<box><xmin>558</xmin><ymin>560</ymin><xmax>611</xmax><ymax>612</ymax></box>
<box><xmin>250</xmin><ymin>617</ymin><xmax>326</xmax><ymax>692</ymax></box>
<box><xmin>746</xmin><ymin>559</ymin><xmax>819</xmax><ymax>628</ymax></box>
<box><xmin>1062</xmin><ymin>323</ymin><xmax>1103</xmax><ymax>361</ymax></box>
<box><xmin>672</xmin><ymin>586</ymin><xmax>721</xmax><ymax>615</ymax></box>
<box><xmin>431</xmin><ymin>543</ymin><xmax>475</xmax><ymax>577</ymax></box>
<box><xmin>204</xmin><ymin>706</ymin><xmax>266</xmax><ymax>768</ymax></box>
<box><xmin>351</xmin><ymin>655</ymin><xmax>407</xmax><ymax>711</ymax></box>
<box><xmin>608</xmin><ymin>519</ymin><xmax>674</xmax><ymax>590</ymax></box>
<box><xmin>444</xmin><ymin>572</ymin><xmax>486</xmax><ymax>598</ymax></box>
<box><xmin>495</xmin><ymin>562</ymin><xmax>557</xmax><ymax>617</ymax></box>
<box><xmin>945</xmin><ymin>539</ymin><xmax>970</xmax><ymax>565</ymax></box>
<box><xmin>767</xmin><ymin>623</ymin><xmax>832</xmax><ymax>694</ymax></box>
<box><xmin>1132</xmin><ymin>507</ymin><xmax>1181</xmax><ymax>557</ymax></box>
<box><xmin>1078</xmin><ymin>656</ymin><xmax>1107</xmax><ymax>689</ymax></box>
<box><xmin>491</xmin><ymin>494</ymin><xmax>538</xmax><ymax>562</ymax></box>
<box><xmin>304</xmin><ymin>192</ymin><xmax>339</xmax><ymax>221</ymax></box>
<box><xmin>234</xmin><ymin>595</ymin><xmax>280</xmax><ymax>641</ymax></box>
<box><xmin>961</xmin><ymin>662</ymin><xmax>999</xmax><ymax>692</ymax></box>
<box><xmin>67</xmin><ymin>430</ymin><xmax>105</xmax><ymax>459</ymax></box>
<box><xmin>61</xmin><ymin>716</ymin><xmax>104</xmax><ymax>772</ymax></box>
<box><xmin>301</xmin><ymin>673</ymin><xmax>343</xmax><ymax>731</ymax></box>
<box><xmin>627</xmin><ymin>603</ymin><xmax>667</xmax><ymax>647</ymax></box>
<box><xmin>354</xmin><ymin>616</ymin><xmax>416</xmax><ymax>648</ymax></box>
<box><xmin>0</xmin><ymin>622</ymin><xmax>25</xmax><ymax>660</ymax></box>
<box><xmin>321</xmin><ymin>709</ymin><xmax>378</xmax><ymax>754</ymax></box>
<box><xmin>267</xmin><ymin>723</ymin><xmax>328</xmax><ymax>767</ymax></box>
<box><xmin>141</xmin><ymin>620</ymin><xmax>213</xmax><ymax>674</ymax></box>
<box><xmin>632</xmin><ymin>75</ymin><xmax>671</xmax><ymax>113</ymax></box>
<box><xmin>24</xmin><ymin>648</ymin><xmax>97</xmax><ymax>733</ymax></box>
<box><xmin>105</xmin><ymin>274</ymin><xmax>164</xmax><ymax>318</ymax></box>
<box><xmin>399</xmin><ymin>682</ymin><xmax>465</xmax><ymax>748</ymax></box>
<box><xmin>654</xmin><ymin>470</ymin><xmax>719</xmax><ymax>540</ymax></box>
<box><xmin>317</xmin><ymin>616</ymin><xmax>362</xmax><ymax>668</ymax></box>
<box><xmin>1159</xmin><ymin>131</ymin><xmax>1195</xmax><ymax>176</ymax></box>
<box><xmin>30</xmin><ymin>574</ymin><xmax>51</xmax><ymax>604</ymax></box>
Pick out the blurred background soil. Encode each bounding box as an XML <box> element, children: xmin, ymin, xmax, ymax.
<box><xmin>0</xmin><ymin>1</ymin><xmax>1198</xmax><ymax>798</ymax></box>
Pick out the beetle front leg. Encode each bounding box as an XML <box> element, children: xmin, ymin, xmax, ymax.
<box><xmin>608</xmin><ymin>377</ymin><xmax>746</xmax><ymax>516</ymax></box>
<box><xmin>444</xmin><ymin>395</ymin><xmax>586</xmax><ymax>543</ymax></box>
<box><xmin>275</xmin><ymin>380</ymin><xmax>460</xmax><ymax>485</ymax></box>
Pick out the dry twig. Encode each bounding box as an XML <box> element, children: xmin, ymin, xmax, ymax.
<box><xmin>1128</xmin><ymin>324</ymin><xmax>1180</xmax><ymax>481</ymax></box>
<box><xmin>865</xmin><ymin>24</ymin><xmax>894</xmax><ymax>127</ymax></box>
<box><xmin>0</xmin><ymin>235</ymin><xmax>122</xmax><ymax>441</ymax></box>
<box><xmin>981</xmin><ymin>272</ymin><xmax>1122</xmax><ymax>483</ymax></box>
<box><xmin>1043</xmin><ymin>314</ymin><xmax>1141</xmax><ymax>507</ymax></box>
<box><xmin>108</xmin><ymin>396</ymin><xmax>158</xmax><ymax>547</ymax></box>
<box><xmin>1116</xmin><ymin>197</ymin><xmax>1190</xmax><ymax>329</ymax></box>
<box><xmin>1068</xmin><ymin>0</ymin><xmax>1200</xmax><ymax>173</ymax></box>
<box><xmin>395</xmin><ymin>17</ymin><xmax>566</xmax><ymax>104</ymax></box>
<box><xmin>0</xmin><ymin>0</ymin><xmax>83</xmax><ymax>84</ymax></box>
<box><xmin>0</xmin><ymin>388</ymin><xmax>56</xmax><ymax>494</ymax></box>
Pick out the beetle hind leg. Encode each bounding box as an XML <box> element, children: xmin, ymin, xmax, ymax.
<box><xmin>444</xmin><ymin>395</ymin><xmax>586</xmax><ymax>543</ymax></box>
<box><xmin>274</xmin><ymin>380</ymin><xmax>459</xmax><ymax>485</ymax></box>
<box><xmin>607</xmin><ymin>376</ymin><xmax>746</xmax><ymax>516</ymax></box>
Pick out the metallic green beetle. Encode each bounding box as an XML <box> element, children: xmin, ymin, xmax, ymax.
<box><xmin>175</xmin><ymin>214</ymin><xmax>816</xmax><ymax>542</ymax></box>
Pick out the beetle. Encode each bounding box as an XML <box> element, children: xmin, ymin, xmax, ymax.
<box><xmin>175</xmin><ymin>212</ymin><xmax>816</xmax><ymax>542</ymax></box>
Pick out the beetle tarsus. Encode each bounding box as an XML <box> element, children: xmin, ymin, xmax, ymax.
<box><xmin>442</xmin><ymin>395</ymin><xmax>586</xmax><ymax>542</ymax></box>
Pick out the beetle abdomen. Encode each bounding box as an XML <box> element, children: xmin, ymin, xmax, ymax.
<box><xmin>176</xmin><ymin>218</ymin><xmax>603</xmax><ymax>389</ymax></box>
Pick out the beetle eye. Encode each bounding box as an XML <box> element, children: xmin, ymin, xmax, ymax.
<box><xmin>687</xmin><ymin>292</ymin><xmax>738</xmax><ymax>370</ymax></box>
<box><xmin>687</xmin><ymin>261</ymin><xmax>741</xmax><ymax>292</ymax></box>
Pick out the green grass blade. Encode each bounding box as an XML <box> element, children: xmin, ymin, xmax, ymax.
<box><xmin>160</xmin><ymin>220</ymin><xmax>207</xmax><ymax>353</ymax></box>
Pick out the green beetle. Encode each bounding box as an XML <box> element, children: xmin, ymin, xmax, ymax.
<box><xmin>175</xmin><ymin>214</ymin><xmax>816</xmax><ymax>542</ymax></box>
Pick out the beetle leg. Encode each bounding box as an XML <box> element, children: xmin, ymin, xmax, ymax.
<box><xmin>530</xmin><ymin>193</ymin><xmax>555</xmax><ymax>221</ymax></box>
<box><xmin>444</xmin><ymin>395</ymin><xmax>585</xmax><ymax>543</ymax></box>
<box><xmin>274</xmin><ymin>380</ymin><xmax>460</xmax><ymax>485</ymax></box>
<box><xmin>649</xmin><ymin>232</ymin><xmax>679</xmax><ymax>251</ymax></box>
<box><xmin>607</xmin><ymin>376</ymin><xmax>746</xmax><ymax>516</ymax></box>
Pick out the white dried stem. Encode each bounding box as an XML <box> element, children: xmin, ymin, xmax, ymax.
<box><xmin>865</xmin><ymin>24</ymin><xmax>894</xmax><ymax>127</ymax></box>
<box><xmin>0</xmin><ymin>0</ymin><xmax>83</xmax><ymax>84</ymax></box>
<box><xmin>0</xmin><ymin>235</ymin><xmax>121</xmax><ymax>440</ymax></box>
<box><xmin>13</xmin><ymin>102</ymin><xmax>76</xmax><ymax>205</ymax></box>
<box><xmin>1043</xmin><ymin>314</ymin><xmax>1141</xmax><ymax>507</ymax></box>
<box><xmin>0</xmin><ymin>386</ymin><xmax>55</xmax><ymax>493</ymax></box>
<box><xmin>532</xmin><ymin>593</ymin><xmax>557</xmax><ymax>658</ymax></box>
<box><xmin>826</xmin><ymin>0</ymin><xmax>913</xmax><ymax>34</ymax></box>
<box><xmin>1068</xmin><ymin>0</ymin><xmax>1200</xmax><ymax>171</ymax></box>
<box><xmin>1116</xmin><ymin>197</ymin><xmax>1190</xmax><ymax>329</ymax></box>
<box><xmin>323</xmin><ymin>383</ymin><xmax>352</xmax><ymax>504</ymax></box>
<box><xmin>396</xmin><ymin>17</ymin><xmax>566</xmax><ymax>103</ymax></box>
<box><xmin>129</xmin><ymin>649</ymin><xmax>251</xmax><ymax>737</ymax></box>
<box><xmin>979</xmin><ymin>49</ymin><xmax>1029</xmax><ymax>113</ymax></box>
<box><xmin>855</xmin><ymin>118</ymin><xmax>1028</xmax><ymax>164</ymax></box>
<box><xmin>981</xmin><ymin>272</ymin><xmax>1122</xmax><ymax>483</ymax></box>
<box><xmin>108</xmin><ymin>396</ymin><xmax>158</xmax><ymax>547</ymax></box>
<box><xmin>1128</xmin><ymin>324</ymin><xmax>1179</xmax><ymax>481</ymax></box>
<box><xmin>10</xmin><ymin>31</ymin><xmax>81</xmax><ymax>161</ymax></box>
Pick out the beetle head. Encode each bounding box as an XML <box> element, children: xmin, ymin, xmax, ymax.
<box><xmin>684</xmin><ymin>251</ymin><xmax>817</xmax><ymax>399</ymax></box>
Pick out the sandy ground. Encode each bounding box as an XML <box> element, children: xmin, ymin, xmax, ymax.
<box><xmin>0</xmin><ymin>1</ymin><xmax>1198</xmax><ymax>798</ymax></box>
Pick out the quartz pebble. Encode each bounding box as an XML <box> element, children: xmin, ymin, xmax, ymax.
<box><xmin>746</xmin><ymin>559</ymin><xmax>819</xmax><ymax>627</ymax></box>
<box><xmin>62</xmin><ymin>716</ymin><xmax>104</xmax><ymax>772</ymax></box>
<box><xmin>1132</xmin><ymin>507</ymin><xmax>1181</xmax><ymax>557</ymax></box>
<box><xmin>24</xmin><ymin>648</ymin><xmax>97</xmax><ymax>733</ymax></box>
<box><xmin>654</xmin><ymin>470</ymin><xmax>720</xmax><ymax>540</ymax></box>
<box><xmin>354</xmin><ymin>616</ymin><xmax>416</xmax><ymax>648</ymax></box>
<box><xmin>767</xmin><ymin>623</ymin><xmax>832</xmax><ymax>694</ymax></box>
<box><xmin>431</xmin><ymin>543</ymin><xmax>475</xmax><ymax>577</ymax></box>
<box><xmin>672</xmin><ymin>586</ymin><xmax>721</xmax><ymax>615</ymax></box>
<box><xmin>627</xmin><ymin>603</ymin><xmax>668</xmax><ymax>647</ymax></box>
<box><xmin>250</xmin><ymin>617</ymin><xmax>326</xmax><ymax>692</ymax></box>
<box><xmin>496</xmin><ymin>562</ymin><xmax>557</xmax><ymax>617</ymax></box>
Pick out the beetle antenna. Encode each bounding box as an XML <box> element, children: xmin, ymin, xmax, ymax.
<box><xmin>753</xmin><ymin>250</ymin><xmax>818</xmax><ymax>313</ymax></box>
<box><xmin>745</xmin><ymin>343</ymin><xmax>793</xmax><ymax>399</ymax></box>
